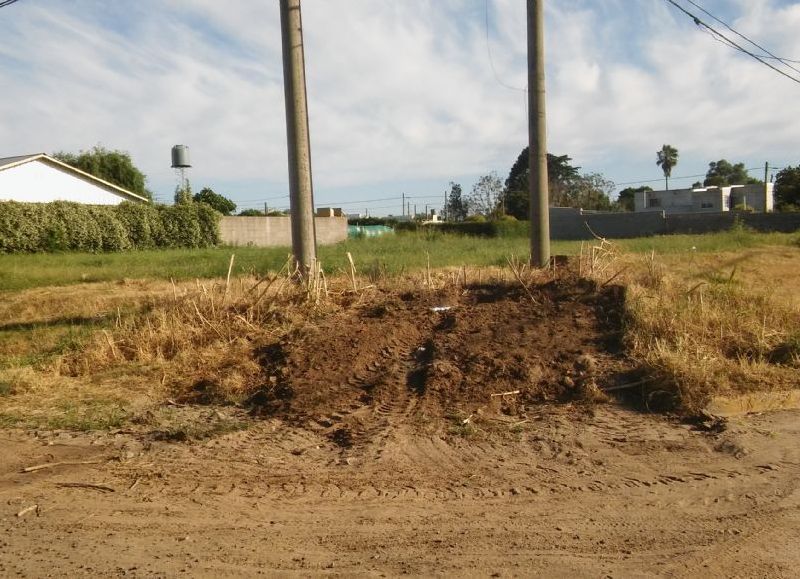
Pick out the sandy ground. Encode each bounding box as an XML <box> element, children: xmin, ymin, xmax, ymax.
<box><xmin>2</xmin><ymin>404</ymin><xmax>799</xmax><ymax>578</ymax></box>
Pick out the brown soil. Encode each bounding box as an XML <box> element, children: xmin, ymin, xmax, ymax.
<box><xmin>2</xmin><ymin>407</ymin><xmax>799</xmax><ymax>577</ymax></box>
<box><xmin>2</xmin><ymin>279</ymin><xmax>799</xmax><ymax>576</ymax></box>
<box><xmin>248</xmin><ymin>280</ymin><xmax>630</xmax><ymax>453</ymax></box>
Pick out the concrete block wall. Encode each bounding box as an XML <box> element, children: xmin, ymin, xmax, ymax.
<box><xmin>550</xmin><ymin>208</ymin><xmax>666</xmax><ymax>240</ymax></box>
<box><xmin>219</xmin><ymin>216</ymin><xmax>347</xmax><ymax>247</ymax></box>
<box><xmin>741</xmin><ymin>213</ymin><xmax>800</xmax><ymax>233</ymax></box>
<box><xmin>664</xmin><ymin>213</ymin><xmax>735</xmax><ymax>235</ymax></box>
<box><xmin>550</xmin><ymin>208</ymin><xmax>800</xmax><ymax>240</ymax></box>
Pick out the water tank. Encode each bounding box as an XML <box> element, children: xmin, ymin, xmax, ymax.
<box><xmin>171</xmin><ymin>145</ymin><xmax>191</xmax><ymax>168</ymax></box>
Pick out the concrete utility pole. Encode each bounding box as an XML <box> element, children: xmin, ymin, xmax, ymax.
<box><xmin>527</xmin><ymin>0</ymin><xmax>550</xmax><ymax>267</ymax></box>
<box><xmin>280</xmin><ymin>0</ymin><xmax>316</xmax><ymax>274</ymax></box>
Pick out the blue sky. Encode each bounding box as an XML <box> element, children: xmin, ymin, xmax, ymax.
<box><xmin>0</xmin><ymin>0</ymin><xmax>798</xmax><ymax>215</ymax></box>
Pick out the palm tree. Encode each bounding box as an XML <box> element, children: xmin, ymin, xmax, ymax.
<box><xmin>656</xmin><ymin>145</ymin><xmax>679</xmax><ymax>191</ymax></box>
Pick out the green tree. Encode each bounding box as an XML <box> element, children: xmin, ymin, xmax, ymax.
<box><xmin>703</xmin><ymin>159</ymin><xmax>760</xmax><ymax>187</ymax></box>
<box><xmin>774</xmin><ymin>165</ymin><xmax>800</xmax><ymax>210</ymax></box>
<box><xmin>656</xmin><ymin>145</ymin><xmax>679</xmax><ymax>191</ymax></box>
<box><xmin>502</xmin><ymin>148</ymin><xmax>581</xmax><ymax>219</ymax></box>
<box><xmin>193</xmin><ymin>187</ymin><xmax>236</xmax><ymax>215</ymax></box>
<box><xmin>53</xmin><ymin>146</ymin><xmax>152</xmax><ymax>201</ymax></box>
<box><xmin>446</xmin><ymin>182</ymin><xmax>467</xmax><ymax>221</ymax></box>
<box><xmin>468</xmin><ymin>172</ymin><xmax>504</xmax><ymax>217</ymax></box>
<box><xmin>567</xmin><ymin>173</ymin><xmax>615</xmax><ymax>211</ymax></box>
<box><xmin>238</xmin><ymin>208</ymin><xmax>265</xmax><ymax>216</ymax></box>
<box><xmin>616</xmin><ymin>185</ymin><xmax>652</xmax><ymax>212</ymax></box>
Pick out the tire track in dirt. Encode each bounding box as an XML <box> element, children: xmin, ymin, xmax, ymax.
<box><xmin>106</xmin><ymin>402</ymin><xmax>800</xmax><ymax>510</ymax></box>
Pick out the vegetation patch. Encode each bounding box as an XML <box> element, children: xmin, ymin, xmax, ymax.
<box><xmin>0</xmin><ymin>235</ymin><xmax>797</xmax><ymax>435</ymax></box>
<box><xmin>620</xmin><ymin>249</ymin><xmax>800</xmax><ymax>412</ymax></box>
<box><xmin>0</xmin><ymin>200</ymin><xmax>220</xmax><ymax>254</ymax></box>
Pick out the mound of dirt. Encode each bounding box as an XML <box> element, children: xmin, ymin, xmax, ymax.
<box><xmin>250</xmin><ymin>278</ymin><xmax>631</xmax><ymax>449</ymax></box>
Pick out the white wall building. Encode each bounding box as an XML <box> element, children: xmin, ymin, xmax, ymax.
<box><xmin>634</xmin><ymin>183</ymin><xmax>773</xmax><ymax>214</ymax></box>
<box><xmin>0</xmin><ymin>154</ymin><xmax>148</xmax><ymax>205</ymax></box>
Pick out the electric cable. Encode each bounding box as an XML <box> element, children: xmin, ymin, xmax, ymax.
<box><xmin>484</xmin><ymin>0</ymin><xmax>526</xmax><ymax>93</ymax></box>
<box><xmin>682</xmin><ymin>0</ymin><xmax>800</xmax><ymax>74</ymax></box>
<box><xmin>664</xmin><ymin>0</ymin><xmax>800</xmax><ymax>85</ymax></box>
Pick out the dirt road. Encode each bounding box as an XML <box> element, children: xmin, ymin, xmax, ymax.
<box><xmin>2</xmin><ymin>405</ymin><xmax>799</xmax><ymax>578</ymax></box>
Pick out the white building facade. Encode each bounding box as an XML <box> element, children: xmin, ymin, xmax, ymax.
<box><xmin>634</xmin><ymin>183</ymin><xmax>773</xmax><ymax>214</ymax></box>
<box><xmin>0</xmin><ymin>154</ymin><xmax>148</xmax><ymax>205</ymax></box>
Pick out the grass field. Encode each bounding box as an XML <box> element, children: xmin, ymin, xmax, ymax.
<box><xmin>0</xmin><ymin>228</ymin><xmax>798</xmax><ymax>429</ymax></box>
<box><xmin>0</xmin><ymin>228</ymin><xmax>796</xmax><ymax>291</ymax></box>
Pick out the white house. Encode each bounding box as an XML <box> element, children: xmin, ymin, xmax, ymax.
<box><xmin>0</xmin><ymin>153</ymin><xmax>149</xmax><ymax>205</ymax></box>
<box><xmin>634</xmin><ymin>183</ymin><xmax>774</xmax><ymax>214</ymax></box>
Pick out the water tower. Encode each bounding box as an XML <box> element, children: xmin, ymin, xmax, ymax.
<box><xmin>171</xmin><ymin>145</ymin><xmax>191</xmax><ymax>192</ymax></box>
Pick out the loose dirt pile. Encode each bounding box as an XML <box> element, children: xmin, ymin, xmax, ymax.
<box><xmin>248</xmin><ymin>278</ymin><xmax>632</xmax><ymax>453</ymax></box>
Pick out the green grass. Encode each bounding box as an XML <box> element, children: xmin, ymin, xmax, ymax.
<box><xmin>45</xmin><ymin>401</ymin><xmax>129</xmax><ymax>431</ymax></box>
<box><xmin>0</xmin><ymin>229</ymin><xmax>796</xmax><ymax>292</ymax></box>
<box><xmin>0</xmin><ymin>322</ymin><xmax>100</xmax><ymax>369</ymax></box>
<box><xmin>614</xmin><ymin>229</ymin><xmax>797</xmax><ymax>254</ymax></box>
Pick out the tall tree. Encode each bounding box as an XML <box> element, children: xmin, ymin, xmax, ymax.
<box><xmin>567</xmin><ymin>173</ymin><xmax>615</xmax><ymax>211</ymax></box>
<box><xmin>468</xmin><ymin>172</ymin><xmax>504</xmax><ymax>217</ymax></box>
<box><xmin>774</xmin><ymin>165</ymin><xmax>800</xmax><ymax>210</ymax></box>
<box><xmin>445</xmin><ymin>182</ymin><xmax>467</xmax><ymax>222</ymax></box>
<box><xmin>193</xmin><ymin>187</ymin><xmax>236</xmax><ymax>215</ymax></box>
<box><xmin>54</xmin><ymin>146</ymin><xmax>152</xmax><ymax>201</ymax></box>
<box><xmin>656</xmin><ymin>145</ymin><xmax>679</xmax><ymax>191</ymax></box>
<box><xmin>616</xmin><ymin>185</ymin><xmax>652</xmax><ymax>212</ymax></box>
<box><xmin>703</xmin><ymin>159</ymin><xmax>760</xmax><ymax>187</ymax></box>
<box><xmin>503</xmin><ymin>147</ymin><xmax>581</xmax><ymax>219</ymax></box>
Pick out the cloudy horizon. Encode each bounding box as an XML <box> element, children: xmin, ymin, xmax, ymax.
<box><xmin>1</xmin><ymin>0</ymin><xmax>798</xmax><ymax>215</ymax></box>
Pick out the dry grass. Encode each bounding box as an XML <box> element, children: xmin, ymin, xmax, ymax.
<box><xmin>1</xmin><ymin>243</ymin><xmax>799</xmax><ymax>429</ymax></box>
<box><xmin>580</xmin><ymin>241</ymin><xmax>800</xmax><ymax>412</ymax></box>
<box><xmin>0</xmin><ymin>259</ymin><xmax>345</xmax><ymax>429</ymax></box>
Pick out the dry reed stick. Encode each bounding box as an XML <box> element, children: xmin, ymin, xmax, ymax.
<box><xmin>223</xmin><ymin>254</ymin><xmax>236</xmax><ymax>303</ymax></box>
<box><xmin>506</xmin><ymin>256</ymin><xmax>539</xmax><ymax>304</ymax></box>
<box><xmin>346</xmin><ymin>252</ymin><xmax>358</xmax><ymax>293</ymax></box>
<box><xmin>426</xmin><ymin>252</ymin><xmax>432</xmax><ymax>288</ymax></box>
<box><xmin>191</xmin><ymin>300</ymin><xmax>226</xmax><ymax>341</ymax></box>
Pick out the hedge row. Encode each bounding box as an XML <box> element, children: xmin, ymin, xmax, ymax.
<box><xmin>0</xmin><ymin>201</ymin><xmax>220</xmax><ymax>253</ymax></box>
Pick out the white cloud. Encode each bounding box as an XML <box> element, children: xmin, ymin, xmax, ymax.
<box><xmin>0</xmin><ymin>0</ymin><xmax>798</xmax><ymax>211</ymax></box>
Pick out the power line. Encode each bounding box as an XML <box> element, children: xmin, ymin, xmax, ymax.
<box><xmin>664</xmin><ymin>0</ymin><xmax>800</xmax><ymax>85</ymax></box>
<box><xmin>484</xmin><ymin>0</ymin><xmax>526</xmax><ymax>93</ymax></box>
<box><xmin>681</xmin><ymin>0</ymin><xmax>800</xmax><ymax>75</ymax></box>
<box><xmin>0</xmin><ymin>0</ymin><xmax>22</xmax><ymax>8</ymax></box>
<box><xmin>615</xmin><ymin>167</ymin><xmax>763</xmax><ymax>187</ymax></box>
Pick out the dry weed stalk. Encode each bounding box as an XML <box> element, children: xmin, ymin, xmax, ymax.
<box><xmin>505</xmin><ymin>255</ymin><xmax>540</xmax><ymax>304</ymax></box>
<box><xmin>59</xmin><ymin>265</ymin><xmax>328</xmax><ymax>397</ymax></box>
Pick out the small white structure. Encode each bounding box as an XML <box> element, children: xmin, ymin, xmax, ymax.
<box><xmin>0</xmin><ymin>153</ymin><xmax>148</xmax><ymax>205</ymax></box>
<box><xmin>634</xmin><ymin>183</ymin><xmax>773</xmax><ymax>214</ymax></box>
<box><xmin>423</xmin><ymin>209</ymin><xmax>442</xmax><ymax>224</ymax></box>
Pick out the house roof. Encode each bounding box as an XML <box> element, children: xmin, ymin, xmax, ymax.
<box><xmin>0</xmin><ymin>153</ymin><xmax>149</xmax><ymax>203</ymax></box>
<box><xmin>0</xmin><ymin>154</ymin><xmax>39</xmax><ymax>169</ymax></box>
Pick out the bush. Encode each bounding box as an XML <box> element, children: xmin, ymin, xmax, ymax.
<box><xmin>196</xmin><ymin>203</ymin><xmax>221</xmax><ymax>248</ymax></box>
<box><xmin>435</xmin><ymin>219</ymin><xmax>529</xmax><ymax>238</ymax></box>
<box><xmin>0</xmin><ymin>201</ymin><xmax>221</xmax><ymax>253</ymax></box>
<box><xmin>88</xmin><ymin>207</ymin><xmax>130</xmax><ymax>252</ymax></box>
<box><xmin>115</xmin><ymin>202</ymin><xmax>159</xmax><ymax>249</ymax></box>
